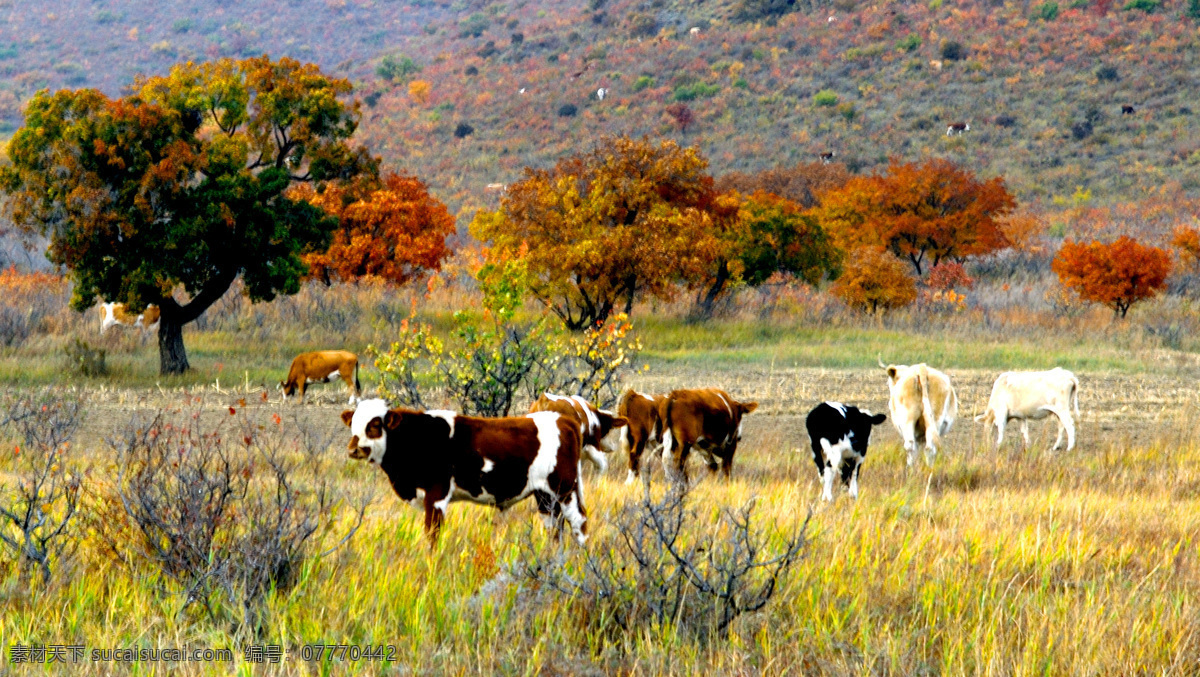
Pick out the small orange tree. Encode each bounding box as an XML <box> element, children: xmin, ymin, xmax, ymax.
<box><xmin>830</xmin><ymin>247</ymin><xmax>917</xmax><ymax>314</ymax></box>
<box><xmin>813</xmin><ymin>159</ymin><xmax>1015</xmax><ymax>275</ymax></box>
<box><xmin>1172</xmin><ymin>225</ymin><xmax>1200</xmax><ymax>269</ymax></box>
<box><xmin>296</xmin><ymin>172</ymin><xmax>455</xmax><ymax>285</ymax></box>
<box><xmin>1052</xmin><ymin>236</ymin><xmax>1172</xmax><ymax>318</ymax></box>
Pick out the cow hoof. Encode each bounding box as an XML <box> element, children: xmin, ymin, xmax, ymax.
<box><xmin>624</xmin><ymin>470</ymin><xmax>637</xmax><ymax>485</ymax></box>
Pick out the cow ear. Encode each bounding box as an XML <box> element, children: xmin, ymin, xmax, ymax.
<box><xmin>610</xmin><ymin>416</ymin><xmax>628</xmax><ymax>429</ymax></box>
<box><xmin>741</xmin><ymin>401</ymin><xmax>758</xmax><ymax>414</ymax></box>
<box><xmin>871</xmin><ymin>413</ymin><xmax>887</xmax><ymax>425</ymax></box>
<box><xmin>340</xmin><ymin>410</ymin><xmax>354</xmax><ymax>426</ymax></box>
<box><xmin>886</xmin><ymin>367</ymin><xmax>897</xmax><ymax>381</ymax></box>
<box><xmin>384</xmin><ymin>410</ymin><xmax>403</xmax><ymax>430</ymax></box>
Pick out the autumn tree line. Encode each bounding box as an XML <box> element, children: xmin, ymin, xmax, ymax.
<box><xmin>0</xmin><ymin>56</ymin><xmax>1192</xmax><ymax>374</ymax></box>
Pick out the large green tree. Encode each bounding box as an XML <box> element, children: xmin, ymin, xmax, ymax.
<box><xmin>1</xmin><ymin>56</ymin><xmax>375</xmax><ymax>373</ymax></box>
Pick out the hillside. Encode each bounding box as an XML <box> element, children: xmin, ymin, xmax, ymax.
<box><xmin>3</xmin><ymin>0</ymin><xmax>1200</xmax><ymax>222</ymax></box>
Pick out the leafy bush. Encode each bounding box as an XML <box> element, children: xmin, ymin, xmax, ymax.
<box><xmin>672</xmin><ymin>82</ymin><xmax>720</xmax><ymax>102</ymax></box>
<box><xmin>1122</xmin><ymin>0</ymin><xmax>1159</xmax><ymax>11</ymax></box>
<box><xmin>0</xmin><ymin>392</ymin><xmax>84</xmax><ymax>583</ymax></box>
<box><xmin>627</xmin><ymin>12</ymin><xmax>657</xmax><ymax>38</ymax></box>
<box><xmin>376</xmin><ymin>54</ymin><xmax>421</xmax><ymax>82</ymax></box>
<box><xmin>896</xmin><ymin>33</ymin><xmax>922</xmax><ymax>52</ymax></box>
<box><xmin>458</xmin><ymin>13</ymin><xmax>490</xmax><ymax>38</ymax></box>
<box><xmin>941</xmin><ymin>40</ymin><xmax>966</xmax><ymax>60</ymax></box>
<box><xmin>1189</xmin><ymin>0</ymin><xmax>1200</xmax><ymax>18</ymax></box>
<box><xmin>454</xmin><ymin>122</ymin><xmax>475</xmax><ymax>138</ymax></box>
<box><xmin>1096</xmin><ymin>65</ymin><xmax>1119</xmax><ymax>81</ymax></box>
<box><xmin>557</xmin><ymin>103</ymin><xmax>578</xmax><ymax>117</ymax></box>
<box><xmin>813</xmin><ymin>89</ymin><xmax>839</xmax><ymax>106</ymax></box>
<box><xmin>371</xmin><ymin>258</ymin><xmax>642</xmax><ymax>414</ymax></box>
<box><xmin>65</xmin><ymin>339</ymin><xmax>108</xmax><ymax>377</ymax></box>
<box><xmin>632</xmin><ymin>75</ymin><xmax>654</xmax><ymax>91</ymax></box>
<box><xmin>734</xmin><ymin>0</ymin><xmax>802</xmax><ymax>22</ymax></box>
<box><xmin>513</xmin><ymin>484</ymin><xmax>808</xmax><ymax>638</ymax></box>
<box><xmin>1038</xmin><ymin>1</ymin><xmax>1060</xmax><ymax>19</ymax></box>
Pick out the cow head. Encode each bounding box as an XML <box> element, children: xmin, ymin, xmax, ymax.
<box><xmin>847</xmin><ymin>408</ymin><xmax>888</xmax><ymax>455</ymax></box>
<box><xmin>729</xmin><ymin>399</ymin><xmax>758</xmax><ymax>446</ymax></box>
<box><xmin>341</xmin><ymin>398</ymin><xmax>400</xmax><ymax>465</ymax></box>
<box><xmin>593</xmin><ymin>409</ymin><xmax>628</xmax><ymax>441</ymax></box>
<box><xmin>279</xmin><ymin>381</ymin><xmax>296</xmax><ymax>399</ymax></box>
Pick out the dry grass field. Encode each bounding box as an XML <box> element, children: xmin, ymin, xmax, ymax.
<box><xmin>2</xmin><ymin>339</ymin><xmax>1198</xmax><ymax>675</ymax></box>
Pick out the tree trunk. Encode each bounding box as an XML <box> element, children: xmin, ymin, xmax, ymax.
<box><xmin>158</xmin><ymin>315</ymin><xmax>189</xmax><ymax>374</ymax></box>
<box><xmin>694</xmin><ymin>260</ymin><xmax>730</xmax><ymax>320</ymax></box>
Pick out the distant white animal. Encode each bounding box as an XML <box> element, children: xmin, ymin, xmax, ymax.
<box><xmin>596</xmin><ymin>87</ymin><xmax>607</xmax><ymax>100</ymax></box>
<box><xmin>947</xmin><ymin>122</ymin><xmax>970</xmax><ymax>136</ymax></box>
<box><xmin>828</xmin><ymin>15</ymin><xmax>836</xmax><ymax>22</ymax></box>
<box><xmin>519</xmin><ymin>87</ymin><xmax>526</xmax><ymax>94</ymax></box>
<box><xmin>689</xmin><ymin>26</ymin><xmax>700</xmax><ymax>35</ymax></box>
<box><xmin>976</xmin><ymin>368</ymin><xmax>1080</xmax><ymax>452</ymax></box>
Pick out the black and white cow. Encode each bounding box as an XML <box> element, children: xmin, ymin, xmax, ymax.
<box><xmin>805</xmin><ymin>402</ymin><xmax>887</xmax><ymax>501</ymax></box>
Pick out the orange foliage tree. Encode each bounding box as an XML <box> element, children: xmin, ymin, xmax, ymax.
<box><xmin>471</xmin><ymin>136</ymin><xmax>724</xmax><ymax>329</ymax></box>
<box><xmin>716</xmin><ymin>162</ymin><xmax>851</xmax><ymax>209</ymax></box>
<box><xmin>1172</xmin><ymin>225</ymin><xmax>1200</xmax><ymax>269</ymax></box>
<box><xmin>812</xmin><ymin>159</ymin><xmax>1015</xmax><ymax>275</ymax></box>
<box><xmin>830</xmin><ymin>247</ymin><xmax>917</xmax><ymax>314</ymax></box>
<box><xmin>295</xmin><ymin>172</ymin><xmax>455</xmax><ymax>285</ymax></box>
<box><xmin>1051</xmin><ymin>236</ymin><xmax>1172</xmax><ymax>318</ymax></box>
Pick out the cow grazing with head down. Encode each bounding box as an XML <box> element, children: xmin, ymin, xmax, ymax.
<box><xmin>281</xmin><ymin>350</ymin><xmax>361</xmax><ymax>404</ymax></box>
<box><xmin>880</xmin><ymin>359</ymin><xmax>958</xmax><ymax>467</ymax></box>
<box><xmin>976</xmin><ymin>368</ymin><xmax>1080</xmax><ymax>452</ymax></box>
<box><xmin>946</xmin><ymin>122</ymin><xmax>970</xmax><ymax>136</ymax></box>
<box><xmin>805</xmin><ymin>402</ymin><xmax>887</xmax><ymax>501</ymax></box>
<box><xmin>617</xmin><ymin>389</ymin><xmax>665</xmax><ymax>485</ymax></box>
<box><xmin>100</xmin><ymin>302</ymin><xmax>160</xmax><ymax>334</ymax></box>
<box><xmin>342</xmin><ymin>399</ymin><xmax>587</xmax><ymax>544</ymax></box>
<box><xmin>529</xmin><ymin>393</ymin><xmax>627</xmax><ymax>472</ymax></box>
<box><xmin>659</xmin><ymin>388</ymin><xmax>758</xmax><ymax>483</ymax></box>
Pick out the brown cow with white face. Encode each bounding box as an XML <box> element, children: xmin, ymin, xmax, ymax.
<box><xmin>342</xmin><ymin>399</ymin><xmax>587</xmax><ymax>545</ymax></box>
<box><xmin>100</xmin><ymin>302</ymin><xmax>160</xmax><ymax>334</ymax></box>
<box><xmin>281</xmin><ymin>350</ymin><xmax>361</xmax><ymax>404</ymax></box>
<box><xmin>617</xmin><ymin>389</ymin><xmax>665</xmax><ymax>485</ymax></box>
<box><xmin>528</xmin><ymin>393</ymin><xmax>626</xmax><ymax>473</ymax></box>
<box><xmin>658</xmin><ymin>388</ymin><xmax>758</xmax><ymax>483</ymax></box>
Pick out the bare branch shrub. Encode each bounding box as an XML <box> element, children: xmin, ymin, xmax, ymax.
<box><xmin>513</xmin><ymin>485</ymin><xmax>807</xmax><ymax>640</ymax></box>
<box><xmin>0</xmin><ymin>391</ymin><xmax>84</xmax><ymax>582</ymax></box>
<box><xmin>97</xmin><ymin>406</ymin><xmax>369</xmax><ymax>634</ymax></box>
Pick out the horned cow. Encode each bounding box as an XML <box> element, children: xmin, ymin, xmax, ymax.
<box><xmin>342</xmin><ymin>400</ymin><xmax>587</xmax><ymax>545</ymax></box>
<box><xmin>880</xmin><ymin>360</ymin><xmax>958</xmax><ymax>467</ymax></box>
<box><xmin>659</xmin><ymin>388</ymin><xmax>758</xmax><ymax>483</ymax></box>
<box><xmin>529</xmin><ymin>393</ymin><xmax>627</xmax><ymax>472</ymax></box>
<box><xmin>281</xmin><ymin>350</ymin><xmax>361</xmax><ymax>404</ymax></box>
<box><xmin>976</xmin><ymin>368</ymin><xmax>1080</xmax><ymax>452</ymax></box>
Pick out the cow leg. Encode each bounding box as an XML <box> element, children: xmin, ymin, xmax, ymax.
<box><xmin>532</xmin><ymin>490</ymin><xmax>563</xmax><ymax>540</ymax></box>
<box><xmin>848</xmin><ymin>463</ymin><xmax>861</xmax><ymax>500</ymax></box>
<box><xmin>1020</xmin><ymin>420</ymin><xmax>1030</xmax><ymax>450</ymax></box>
<box><xmin>1049</xmin><ymin>406</ymin><xmax>1075</xmax><ymax>451</ymax></box>
<box><xmin>720</xmin><ymin>450</ymin><xmax>733</xmax><ymax>479</ymax></box>
<box><xmin>625</xmin><ymin>435</ymin><xmax>645</xmax><ymax>485</ymax></box>
<box><xmin>902</xmin><ymin>427</ymin><xmax>918</xmax><ymax>468</ymax></box>
<box><xmin>584</xmin><ymin>445</ymin><xmax>608</xmax><ymax>473</ymax></box>
<box><xmin>821</xmin><ymin>462</ymin><xmax>835</xmax><ymax>502</ymax></box>
<box><xmin>423</xmin><ymin>489</ymin><xmax>448</xmax><ymax>548</ymax></box>
<box><xmin>562</xmin><ymin>471</ymin><xmax>588</xmax><ymax>545</ymax></box>
<box><xmin>991</xmin><ymin>409</ymin><xmax>1006</xmax><ymax>451</ymax></box>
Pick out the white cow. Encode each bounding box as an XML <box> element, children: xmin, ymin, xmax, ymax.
<box><xmin>975</xmin><ymin>368</ymin><xmax>1080</xmax><ymax>452</ymax></box>
<box><xmin>881</xmin><ymin>360</ymin><xmax>959</xmax><ymax>467</ymax></box>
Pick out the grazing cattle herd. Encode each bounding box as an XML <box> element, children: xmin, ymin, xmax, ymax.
<box><xmin>266</xmin><ymin>343</ymin><xmax>1083</xmax><ymax>543</ymax></box>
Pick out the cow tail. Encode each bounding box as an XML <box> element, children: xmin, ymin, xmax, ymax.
<box><xmin>618</xmin><ymin>425</ymin><xmax>631</xmax><ymax>455</ymax></box>
<box><xmin>1071</xmin><ymin>376</ymin><xmax>1080</xmax><ymax>421</ymax></box>
<box><xmin>354</xmin><ymin>360</ymin><xmax>362</xmax><ymax>397</ymax></box>
<box><xmin>919</xmin><ymin>366</ymin><xmax>940</xmax><ymax>449</ymax></box>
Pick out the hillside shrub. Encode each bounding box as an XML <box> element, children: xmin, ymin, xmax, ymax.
<box><xmin>632</xmin><ymin>75</ymin><xmax>654</xmax><ymax>91</ymax></box>
<box><xmin>896</xmin><ymin>33</ymin><xmax>921</xmax><ymax>52</ymax></box>
<box><xmin>458</xmin><ymin>13</ymin><xmax>490</xmax><ymax>38</ymax></box>
<box><xmin>454</xmin><ymin>122</ymin><xmax>475</xmax><ymax>138</ymax></box>
<box><xmin>831</xmin><ymin>247</ymin><xmax>918</xmax><ymax>314</ymax></box>
<box><xmin>1189</xmin><ymin>0</ymin><xmax>1200</xmax><ymax>18</ymax></box>
<box><xmin>1052</xmin><ymin>236</ymin><xmax>1171</xmax><ymax>317</ymax></box>
<box><xmin>376</xmin><ymin>54</ymin><xmax>421</xmax><ymax>82</ymax></box>
<box><xmin>557</xmin><ymin>103</ymin><xmax>578</xmax><ymax>117</ymax></box>
<box><xmin>1122</xmin><ymin>0</ymin><xmax>1158</xmax><ymax>11</ymax></box>
<box><xmin>1038</xmin><ymin>1</ymin><xmax>1060</xmax><ymax>19</ymax></box>
<box><xmin>814</xmin><ymin>90</ymin><xmax>839</xmax><ymax>106</ymax></box>
<box><xmin>1096</xmin><ymin>65</ymin><xmax>1119</xmax><ymax>81</ymax></box>
<box><xmin>65</xmin><ymin>339</ymin><xmax>108</xmax><ymax>377</ymax></box>
<box><xmin>941</xmin><ymin>40</ymin><xmax>966</xmax><ymax>60</ymax></box>
<box><xmin>673</xmin><ymin>82</ymin><xmax>720</xmax><ymax>102</ymax></box>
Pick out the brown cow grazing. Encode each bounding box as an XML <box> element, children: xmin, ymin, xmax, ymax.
<box><xmin>281</xmin><ymin>350</ymin><xmax>361</xmax><ymax>404</ymax></box>
<box><xmin>1121</xmin><ymin>105</ymin><xmax>1136</xmax><ymax>115</ymax></box>
<box><xmin>528</xmin><ymin>393</ymin><xmax>627</xmax><ymax>473</ymax></box>
<box><xmin>100</xmin><ymin>302</ymin><xmax>160</xmax><ymax>334</ymax></box>
<box><xmin>617</xmin><ymin>389</ymin><xmax>666</xmax><ymax>485</ymax></box>
<box><xmin>659</xmin><ymin>388</ymin><xmax>758</xmax><ymax>483</ymax></box>
<box><xmin>818</xmin><ymin>151</ymin><xmax>836</xmax><ymax>164</ymax></box>
<box><xmin>342</xmin><ymin>399</ymin><xmax>587</xmax><ymax>545</ymax></box>
<box><xmin>946</xmin><ymin>122</ymin><xmax>970</xmax><ymax>136</ymax></box>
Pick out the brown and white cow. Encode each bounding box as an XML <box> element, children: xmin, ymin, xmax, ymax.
<box><xmin>658</xmin><ymin>388</ymin><xmax>758</xmax><ymax>483</ymax></box>
<box><xmin>975</xmin><ymin>368</ymin><xmax>1080</xmax><ymax>452</ymax></box>
<box><xmin>880</xmin><ymin>360</ymin><xmax>958</xmax><ymax>467</ymax></box>
<box><xmin>528</xmin><ymin>393</ymin><xmax>626</xmax><ymax>473</ymax></box>
<box><xmin>281</xmin><ymin>350</ymin><xmax>361</xmax><ymax>404</ymax></box>
<box><xmin>342</xmin><ymin>399</ymin><xmax>587</xmax><ymax>544</ymax></box>
<box><xmin>100</xmin><ymin>302</ymin><xmax>160</xmax><ymax>334</ymax></box>
<box><xmin>617</xmin><ymin>389</ymin><xmax>665</xmax><ymax>485</ymax></box>
<box><xmin>946</xmin><ymin>122</ymin><xmax>970</xmax><ymax>136</ymax></box>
